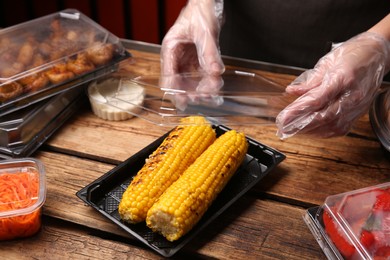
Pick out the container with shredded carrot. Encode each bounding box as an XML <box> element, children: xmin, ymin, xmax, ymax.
<box><xmin>0</xmin><ymin>158</ymin><xmax>46</xmax><ymax>240</ymax></box>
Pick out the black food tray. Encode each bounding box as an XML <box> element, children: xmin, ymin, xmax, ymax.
<box><xmin>76</xmin><ymin>125</ymin><xmax>286</xmax><ymax>257</ymax></box>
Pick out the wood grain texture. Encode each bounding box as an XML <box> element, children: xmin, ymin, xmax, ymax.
<box><xmin>1</xmin><ymin>151</ymin><xmax>326</xmax><ymax>259</ymax></box>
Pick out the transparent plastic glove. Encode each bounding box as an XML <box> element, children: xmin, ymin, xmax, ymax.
<box><xmin>161</xmin><ymin>0</ymin><xmax>225</xmax><ymax>77</ymax></box>
<box><xmin>276</xmin><ymin>32</ymin><xmax>390</xmax><ymax>139</ymax></box>
<box><xmin>159</xmin><ymin>72</ymin><xmax>224</xmax><ymax>111</ymax></box>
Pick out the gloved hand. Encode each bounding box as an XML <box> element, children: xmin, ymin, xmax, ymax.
<box><xmin>159</xmin><ymin>72</ymin><xmax>224</xmax><ymax>111</ymax></box>
<box><xmin>160</xmin><ymin>0</ymin><xmax>225</xmax><ymax>76</ymax></box>
<box><xmin>276</xmin><ymin>32</ymin><xmax>390</xmax><ymax>139</ymax></box>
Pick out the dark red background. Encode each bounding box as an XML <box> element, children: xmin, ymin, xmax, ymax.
<box><xmin>0</xmin><ymin>0</ymin><xmax>187</xmax><ymax>44</ymax></box>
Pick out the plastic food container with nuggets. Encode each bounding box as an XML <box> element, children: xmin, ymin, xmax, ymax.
<box><xmin>0</xmin><ymin>8</ymin><xmax>130</xmax><ymax>117</ymax></box>
<box><xmin>304</xmin><ymin>182</ymin><xmax>390</xmax><ymax>260</ymax></box>
<box><xmin>87</xmin><ymin>68</ymin><xmax>292</xmax><ymax>125</ymax></box>
<box><xmin>0</xmin><ymin>158</ymin><xmax>46</xmax><ymax>241</ymax></box>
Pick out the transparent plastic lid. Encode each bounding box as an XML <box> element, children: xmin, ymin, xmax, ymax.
<box><xmin>309</xmin><ymin>182</ymin><xmax>390</xmax><ymax>260</ymax></box>
<box><xmin>89</xmin><ymin>69</ymin><xmax>292</xmax><ymax>126</ymax></box>
<box><xmin>0</xmin><ymin>9</ymin><xmax>130</xmax><ymax>116</ymax></box>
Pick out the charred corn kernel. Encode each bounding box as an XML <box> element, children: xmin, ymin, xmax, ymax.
<box><xmin>118</xmin><ymin>116</ymin><xmax>216</xmax><ymax>223</ymax></box>
<box><xmin>146</xmin><ymin>130</ymin><xmax>248</xmax><ymax>241</ymax></box>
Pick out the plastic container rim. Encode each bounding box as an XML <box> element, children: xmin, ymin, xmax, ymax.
<box><xmin>0</xmin><ymin>157</ymin><xmax>46</xmax><ymax>218</ymax></box>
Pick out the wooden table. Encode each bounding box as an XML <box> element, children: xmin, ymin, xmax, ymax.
<box><xmin>1</xmin><ymin>40</ymin><xmax>390</xmax><ymax>259</ymax></box>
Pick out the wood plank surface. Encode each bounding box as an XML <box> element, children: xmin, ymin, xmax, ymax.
<box><xmin>0</xmin><ymin>217</ymin><xmax>158</xmax><ymax>260</ymax></box>
<box><xmin>0</xmin><ymin>200</ymin><xmax>325</xmax><ymax>260</ymax></box>
<box><xmin>2</xmin><ymin>150</ymin><xmax>327</xmax><ymax>259</ymax></box>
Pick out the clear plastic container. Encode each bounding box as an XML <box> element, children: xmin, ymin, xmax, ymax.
<box><xmin>304</xmin><ymin>182</ymin><xmax>390</xmax><ymax>260</ymax></box>
<box><xmin>370</xmin><ymin>88</ymin><xmax>390</xmax><ymax>158</ymax></box>
<box><xmin>88</xmin><ymin>76</ymin><xmax>145</xmax><ymax>121</ymax></box>
<box><xmin>0</xmin><ymin>87</ymin><xmax>83</xmax><ymax>148</ymax></box>
<box><xmin>87</xmin><ymin>69</ymin><xmax>292</xmax><ymax>126</ymax></box>
<box><xmin>0</xmin><ymin>158</ymin><xmax>46</xmax><ymax>240</ymax></box>
<box><xmin>0</xmin><ymin>87</ymin><xmax>85</xmax><ymax>159</ymax></box>
<box><xmin>0</xmin><ymin>9</ymin><xmax>130</xmax><ymax>116</ymax></box>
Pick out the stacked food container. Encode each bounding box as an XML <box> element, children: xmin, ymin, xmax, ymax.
<box><xmin>0</xmin><ymin>9</ymin><xmax>130</xmax><ymax>241</ymax></box>
<box><xmin>0</xmin><ymin>9</ymin><xmax>130</xmax><ymax>159</ymax></box>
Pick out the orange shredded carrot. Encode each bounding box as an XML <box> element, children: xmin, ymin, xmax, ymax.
<box><xmin>0</xmin><ymin>170</ymin><xmax>42</xmax><ymax>240</ymax></box>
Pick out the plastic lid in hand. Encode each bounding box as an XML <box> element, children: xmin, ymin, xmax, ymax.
<box><xmin>93</xmin><ymin>69</ymin><xmax>292</xmax><ymax>126</ymax></box>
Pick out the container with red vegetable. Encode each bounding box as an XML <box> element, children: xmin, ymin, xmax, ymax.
<box><xmin>0</xmin><ymin>158</ymin><xmax>46</xmax><ymax>240</ymax></box>
<box><xmin>304</xmin><ymin>182</ymin><xmax>390</xmax><ymax>260</ymax></box>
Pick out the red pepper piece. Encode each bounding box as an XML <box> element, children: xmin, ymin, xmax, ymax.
<box><xmin>360</xmin><ymin>229</ymin><xmax>375</xmax><ymax>250</ymax></box>
<box><xmin>362</xmin><ymin>188</ymin><xmax>390</xmax><ymax>258</ymax></box>
<box><xmin>372</xmin><ymin>191</ymin><xmax>390</xmax><ymax>213</ymax></box>
<box><xmin>375</xmin><ymin>246</ymin><xmax>390</xmax><ymax>259</ymax></box>
<box><xmin>323</xmin><ymin>210</ymin><xmax>356</xmax><ymax>258</ymax></box>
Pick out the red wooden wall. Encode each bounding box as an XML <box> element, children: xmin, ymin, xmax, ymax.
<box><xmin>0</xmin><ymin>0</ymin><xmax>187</xmax><ymax>44</ymax></box>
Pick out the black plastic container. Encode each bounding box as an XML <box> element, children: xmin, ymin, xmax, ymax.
<box><xmin>77</xmin><ymin>124</ymin><xmax>285</xmax><ymax>257</ymax></box>
<box><xmin>0</xmin><ymin>87</ymin><xmax>85</xmax><ymax>159</ymax></box>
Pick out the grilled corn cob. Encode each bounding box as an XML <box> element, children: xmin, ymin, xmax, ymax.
<box><xmin>119</xmin><ymin>116</ymin><xmax>216</xmax><ymax>223</ymax></box>
<box><xmin>146</xmin><ymin>130</ymin><xmax>248</xmax><ymax>241</ymax></box>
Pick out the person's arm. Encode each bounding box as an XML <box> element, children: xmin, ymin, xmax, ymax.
<box><xmin>368</xmin><ymin>13</ymin><xmax>390</xmax><ymax>72</ymax></box>
<box><xmin>368</xmin><ymin>13</ymin><xmax>390</xmax><ymax>41</ymax></box>
<box><xmin>276</xmin><ymin>14</ymin><xmax>390</xmax><ymax>139</ymax></box>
